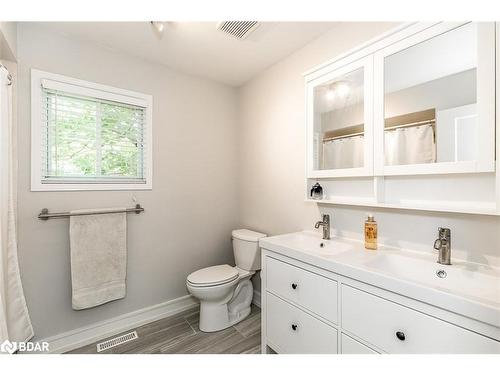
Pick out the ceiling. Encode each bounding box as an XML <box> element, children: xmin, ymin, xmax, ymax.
<box><xmin>37</xmin><ymin>22</ymin><xmax>337</xmax><ymax>86</ymax></box>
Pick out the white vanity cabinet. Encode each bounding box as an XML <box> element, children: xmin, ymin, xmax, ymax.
<box><xmin>304</xmin><ymin>22</ymin><xmax>500</xmax><ymax>215</ymax></box>
<box><xmin>261</xmin><ymin>249</ymin><xmax>500</xmax><ymax>354</ymax></box>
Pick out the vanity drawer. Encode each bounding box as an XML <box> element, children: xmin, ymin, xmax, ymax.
<box><xmin>342</xmin><ymin>285</ymin><xmax>500</xmax><ymax>354</ymax></box>
<box><xmin>266</xmin><ymin>292</ymin><xmax>338</xmax><ymax>353</ymax></box>
<box><xmin>266</xmin><ymin>256</ymin><xmax>338</xmax><ymax>323</ymax></box>
<box><xmin>341</xmin><ymin>334</ymin><xmax>378</xmax><ymax>354</ymax></box>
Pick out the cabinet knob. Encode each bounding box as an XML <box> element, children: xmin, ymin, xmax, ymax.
<box><xmin>396</xmin><ymin>331</ymin><xmax>405</xmax><ymax>341</ymax></box>
<box><xmin>291</xmin><ymin>324</ymin><xmax>298</xmax><ymax>331</ymax></box>
<box><xmin>291</xmin><ymin>283</ymin><xmax>298</xmax><ymax>290</ymax></box>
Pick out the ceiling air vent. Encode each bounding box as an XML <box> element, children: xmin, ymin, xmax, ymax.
<box><xmin>216</xmin><ymin>21</ymin><xmax>259</xmax><ymax>40</ymax></box>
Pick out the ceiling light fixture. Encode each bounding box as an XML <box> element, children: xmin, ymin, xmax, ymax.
<box><xmin>325</xmin><ymin>81</ymin><xmax>350</xmax><ymax>101</ymax></box>
<box><xmin>326</xmin><ymin>90</ymin><xmax>336</xmax><ymax>101</ymax></box>
<box><xmin>335</xmin><ymin>82</ymin><xmax>350</xmax><ymax>98</ymax></box>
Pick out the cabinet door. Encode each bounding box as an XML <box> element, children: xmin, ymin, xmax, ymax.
<box><xmin>266</xmin><ymin>257</ymin><xmax>338</xmax><ymax>324</ymax></box>
<box><xmin>373</xmin><ymin>22</ymin><xmax>496</xmax><ymax>176</ymax></box>
<box><xmin>306</xmin><ymin>55</ymin><xmax>374</xmax><ymax>178</ymax></box>
<box><xmin>266</xmin><ymin>292</ymin><xmax>338</xmax><ymax>354</ymax></box>
<box><xmin>341</xmin><ymin>285</ymin><xmax>500</xmax><ymax>354</ymax></box>
<box><xmin>341</xmin><ymin>334</ymin><xmax>378</xmax><ymax>354</ymax></box>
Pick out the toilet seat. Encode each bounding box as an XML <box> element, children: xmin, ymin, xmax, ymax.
<box><xmin>187</xmin><ymin>264</ymin><xmax>239</xmax><ymax>287</ymax></box>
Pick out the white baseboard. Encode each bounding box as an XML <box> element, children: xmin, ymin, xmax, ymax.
<box><xmin>37</xmin><ymin>295</ymin><xmax>199</xmax><ymax>354</ymax></box>
<box><xmin>252</xmin><ymin>290</ymin><xmax>261</xmax><ymax>308</ymax></box>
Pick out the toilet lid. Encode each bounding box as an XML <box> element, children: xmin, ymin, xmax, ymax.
<box><xmin>187</xmin><ymin>264</ymin><xmax>239</xmax><ymax>286</ymax></box>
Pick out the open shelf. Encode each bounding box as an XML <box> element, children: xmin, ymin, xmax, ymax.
<box><xmin>305</xmin><ymin>198</ymin><xmax>498</xmax><ymax>216</ymax></box>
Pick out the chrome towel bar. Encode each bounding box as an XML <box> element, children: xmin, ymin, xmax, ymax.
<box><xmin>38</xmin><ymin>204</ymin><xmax>144</xmax><ymax>220</ymax></box>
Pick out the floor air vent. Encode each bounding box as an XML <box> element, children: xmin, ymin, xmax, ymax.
<box><xmin>96</xmin><ymin>331</ymin><xmax>138</xmax><ymax>352</ymax></box>
<box><xmin>216</xmin><ymin>21</ymin><xmax>259</xmax><ymax>40</ymax></box>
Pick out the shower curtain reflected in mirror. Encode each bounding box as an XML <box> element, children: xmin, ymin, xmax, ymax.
<box><xmin>0</xmin><ymin>65</ymin><xmax>34</xmax><ymax>346</ymax></box>
<box><xmin>384</xmin><ymin>124</ymin><xmax>436</xmax><ymax>166</ymax></box>
<box><xmin>321</xmin><ymin>124</ymin><xmax>436</xmax><ymax>170</ymax></box>
<box><xmin>322</xmin><ymin>135</ymin><xmax>364</xmax><ymax>170</ymax></box>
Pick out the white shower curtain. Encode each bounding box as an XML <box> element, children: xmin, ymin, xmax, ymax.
<box><xmin>384</xmin><ymin>124</ymin><xmax>436</xmax><ymax>166</ymax></box>
<box><xmin>323</xmin><ymin>135</ymin><xmax>364</xmax><ymax>169</ymax></box>
<box><xmin>0</xmin><ymin>66</ymin><xmax>34</xmax><ymax>345</ymax></box>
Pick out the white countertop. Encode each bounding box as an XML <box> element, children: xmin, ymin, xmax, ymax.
<box><xmin>260</xmin><ymin>231</ymin><xmax>500</xmax><ymax>329</ymax></box>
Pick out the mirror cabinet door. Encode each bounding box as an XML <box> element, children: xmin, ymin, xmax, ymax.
<box><xmin>307</xmin><ymin>56</ymin><xmax>373</xmax><ymax>177</ymax></box>
<box><xmin>374</xmin><ymin>22</ymin><xmax>495</xmax><ymax>175</ymax></box>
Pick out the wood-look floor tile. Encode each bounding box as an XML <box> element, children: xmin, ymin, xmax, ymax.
<box><xmin>184</xmin><ymin>310</ymin><xmax>201</xmax><ymax>332</ymax></box>
<box><xmin>122</xmin><ymin>321</ymin><xmax>196</xmax><ymax>354</ymax></box>
<box><xmin>197</xmin><ymin>331</ymin><xmax>248</xmax><ymax>354</ymax></box>
<box><xmin>160</xmin><ymin>326</ymin><xmax>238</xmax><ymax>354</ymax></box>
<box><xmin>221</xmin><ymin>332</ymin><xmax>261</xmax><ymax>354</ymax></box>
<box><xmin>242</xmin><ymin>345</ymin><xmax>261</xmax><ymax>354</ymax></box>
<box><xmin>233</xmin><ymin>306</ymin><xmax>261</xmax><ymax>338</ymax></box>
<box><xmin>67</xmin><ymin>343</ymin><xmax>98</xmax><ymax>354</ymax></box>
<box><xmin>68</xmin><ymin>316</ymin><xmax>195</xmax><ymax>354</ymax></box>
<box><xmin>67</xmin><ymin>304</ymin><xmax>261</xmax><ymax>354</ymax></box>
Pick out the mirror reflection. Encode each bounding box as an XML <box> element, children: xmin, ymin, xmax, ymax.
<box><xmin>313</xmin><ymin>68</ymin><xmax>364</xmax><ymax>170</ymax></box>
<box><xmin>384</xmin><ymin>23</ymin><xmax>477</xmax><ymax>166</ymax></box>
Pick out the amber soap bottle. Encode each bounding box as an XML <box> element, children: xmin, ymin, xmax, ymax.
<box><xmin>364</xmin><ymin>214</ymin><xmax>377</xmax><ymax>250</ymax></box>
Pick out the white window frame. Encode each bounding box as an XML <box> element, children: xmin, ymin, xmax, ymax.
<box><xmin>31</xmin><ymin>69</ymin><xmax>153</xmax><ymax>191</ymax></box>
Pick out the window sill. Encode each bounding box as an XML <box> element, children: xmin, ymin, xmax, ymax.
<box><xmin>31</xmin><ymin>182</ymin><xmax>152</xmax><ymax>192</ymax></box>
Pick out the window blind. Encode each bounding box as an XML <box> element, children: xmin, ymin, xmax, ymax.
<box><xmin>41</xmin><ymin>87</ymin><xmax>147</xmax><ymax>183</ymax></box>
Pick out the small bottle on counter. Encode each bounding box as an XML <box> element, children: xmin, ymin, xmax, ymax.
<box><xmin>364</xmin><ymin>214</ymin><xmax>377</xmax><ymax>250</ymax></box>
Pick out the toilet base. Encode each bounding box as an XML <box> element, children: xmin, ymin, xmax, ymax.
<box><xmin>199</xmin><ymin>303</ymin><xmax>252</xmax><ymax>332</ymax></box>
<box><xmin>198</xmin><ymin>279</ymin><xmax>254</xmax><ymax>332</ymax></box>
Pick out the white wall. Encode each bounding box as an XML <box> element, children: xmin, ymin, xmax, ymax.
<box><xmin>237</xmin><ymin>22</ymin><xmax>500</xmax><ymax>292</ymax></box>
<box><xmin>0</xmin><ymin>21</ymin><xmax>17</xmax><ymax>60</ymax></box>
<box><xmin>16</xmin><ymin>24</ymin><xmax>240</xmax><ymax>340</ymax></box>
<box><xmin>238</xmin><ymin>22</ymin><xmax>399</xmax><ymax>234</ymax></box>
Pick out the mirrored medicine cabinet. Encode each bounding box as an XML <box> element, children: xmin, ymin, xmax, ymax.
<box><xmin>305</xmin><ymin>22</ymin><xmax>499</xmax><ymax>215</ymax></box>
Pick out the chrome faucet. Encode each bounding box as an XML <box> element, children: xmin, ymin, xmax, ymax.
<box><xmin>315</xmin><ymin>214</ymin><xmax>330</xmax><ymax>240</ymax></box>
<box><xmin>433</xmin><ymin>227</ymin><xmax>451</xmax><ymax>265</ymax></box>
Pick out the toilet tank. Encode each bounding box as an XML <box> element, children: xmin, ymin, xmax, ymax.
<box><xmin>232</xmin><ymin>229</ymin><xmax>267</xmax><ymax>271</ymax></box>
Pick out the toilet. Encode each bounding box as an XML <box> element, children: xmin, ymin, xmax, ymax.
<box><xmin>186</xmin><ymin>229</ymin><xmax>266</xmax><ymax>332</ymax></box>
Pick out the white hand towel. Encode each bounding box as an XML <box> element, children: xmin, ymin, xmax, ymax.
<box><xmin>70</xmin><ymin>208</ymin><xmax>127</xmax><ymax>310</ymax></box>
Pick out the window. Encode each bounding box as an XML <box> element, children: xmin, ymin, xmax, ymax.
<box><xmin>31</xmin><ymin>70</ymin><xmax>152</xmax><ymax>191</ymax></box>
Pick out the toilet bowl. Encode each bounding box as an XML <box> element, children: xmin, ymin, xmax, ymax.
<box><xmin>186</xmin><ymin>229</ymin><xmax>266</xmax><ymax>332</ymax></box>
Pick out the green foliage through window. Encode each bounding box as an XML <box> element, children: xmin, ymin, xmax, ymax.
<box><xmin>43</xmin><ymin>90</ymin><xmax>145</xmax><ymax>181</ymax></box>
